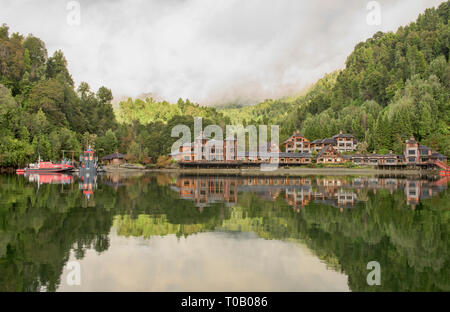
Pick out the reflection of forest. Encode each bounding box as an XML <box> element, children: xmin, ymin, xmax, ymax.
<box><xmin>0</xmin><ymin>173</ymin><xmax>448</xmax><ymax>291</ymax></box>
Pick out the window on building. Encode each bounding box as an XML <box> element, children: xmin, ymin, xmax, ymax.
<box><xmin>408</xmin><ymin>150</ymin><xmax>416</xmax><ymax>155</ymax></box>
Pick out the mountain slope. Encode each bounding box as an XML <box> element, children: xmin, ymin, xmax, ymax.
<box><xmin>221</xmin><ymin>1</ymin><xmax>450</xmax><ymax>156</ymax></box>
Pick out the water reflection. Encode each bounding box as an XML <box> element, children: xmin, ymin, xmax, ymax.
<box><xmin>171</xmin><ymin>175</ymin><xmax>449</xmax><ymax>211</ymax></box>
<box><xmin>58</xmin><ymin>232</ymin><xmax>350</xmax><ymax>292</ymax></box>
<box><xmin>0</xmin><ymin>173</ymin><xmax>448</xmax><ymax>291</ymax></box>
<box><xmin>24</xmin><ymin>173</ymin><xmax>73</xmax><ymax>185</ymax></box>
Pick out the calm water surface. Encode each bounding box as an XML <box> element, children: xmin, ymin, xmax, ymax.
<box><xmin>0</xmin><ymin>173</ymin><xmax>448</xmax><ymax>291</ymax></box>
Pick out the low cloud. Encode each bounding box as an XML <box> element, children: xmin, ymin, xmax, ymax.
<box><xmin>0</xmin><ymin>0</ymin><xmax>445</xmax><ymax>105</ymax></box>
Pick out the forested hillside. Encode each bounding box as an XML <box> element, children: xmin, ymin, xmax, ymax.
<box><xmin>113</xmin><ymin>97</ymin><xmax>230</xmax><ymax>164</ymax></box>
<box><xmin>1</xmin><ymin>1</ymin><xmax>449</xmax><ymax>168</ymax></box>
<box><xmin>0</xmin><ymin>24</ymin><xmax>227</xmax><ymax>167</ymax></box>
<box><xmin>118</xmin><ymin>97</ymin><xmax>229</xmax><ymax>125</ymax></box>
<box><xmin>221</xmin><ymin>1</ymin><xmax>450</xmax><ymax>156</ymax></box>
<box><xmin>0</xmin><ymin>24</ymin><xmax>117</xmax><ymax>167</ymax></box>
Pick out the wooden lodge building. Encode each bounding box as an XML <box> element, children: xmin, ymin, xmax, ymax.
<box><xmin>316</xmin><ymin>145</ymin><xmax>344</xmax><ymax>164</ymax></box>
<box><xmin>283</xmin><ymin>131</ymin><xmax>311</xmax><ymax>153</ymax></box>
<box><xmin>283</xmin><ymin>130</ymin><xmax>358</xmax><ymax>153</ymax></box>
<box><xmin>310</xmin><ymin>130</ymin><xmax>358</xmax><ymax>153</ymax></box>
<box><xmin>169</xmin><ymin>131</ymin><xmax>447</xmax><ymax>170</ymax></box>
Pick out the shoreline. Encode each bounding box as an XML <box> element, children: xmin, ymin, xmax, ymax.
<box><xmin>103</xmin><ymin>166</ymin><xmax>442</xmax><ymax>177</ymax></box>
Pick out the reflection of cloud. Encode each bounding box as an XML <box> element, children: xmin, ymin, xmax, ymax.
<box><xmin>58</xmin><ymin>230</ymin><xmax>349</xmax><ymax>291</ymax></box>
<box><xmin>0</xmin><ymin>0</ymin><xmax>445</xmax><ymax>105</ymax></box>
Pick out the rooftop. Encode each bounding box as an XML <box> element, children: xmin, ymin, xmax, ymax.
<box><xmin>102</xmin><ymin>152</ymin><xmax>125</xmax><ymax>160</ymax></box>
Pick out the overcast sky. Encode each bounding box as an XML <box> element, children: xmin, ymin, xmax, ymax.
<box><xmin>0</xmin><ymin>0</ymin><xmax>445</xmax><ymax>105</ymax></box>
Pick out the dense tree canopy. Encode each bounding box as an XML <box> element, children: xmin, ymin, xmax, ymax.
<box><xmin>0</xmin><ymin>24</ymin><xmax>118</xmax><ymax>167</ymax></box>
<box><xmin>221</xmin><ymin>2</ymin><xmax>450</xmax><ymax>156</ymax></box>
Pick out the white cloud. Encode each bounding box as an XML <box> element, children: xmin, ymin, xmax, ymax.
<box><xmin>0</xmin><ymin>0</ymin><xmax>445</xmax><ymax>105</ymax></box>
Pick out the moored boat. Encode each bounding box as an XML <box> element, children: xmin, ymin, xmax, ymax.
<box><xmin>26</xmin><ymin>162</ymin><xmax>73</xmax><ymax>173</ymax></box>
<box><xmin>440</xmin><ymin>169</ymin><xmax>450</xmax><ymax>176</ymax></box>
<box><xmin>17</xmin><ymin>160</ymin><xmax>74</xmax><ymax>174</ymax></box>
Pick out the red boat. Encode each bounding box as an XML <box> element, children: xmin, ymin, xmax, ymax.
<box><xmin>16</xmin><ymin>161</ymin><xmax>73</xmax><ymax>174</ymax></box>
<box><xmin>440</xmin><ymin>169</ymin><xmax>450</xmax><ymax>177</ymax></box>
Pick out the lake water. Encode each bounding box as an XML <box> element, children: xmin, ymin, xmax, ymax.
<box><xmin>0</xmin><ymin>172</ymin><xmax>448</xmax><ymax>292</ymax></box>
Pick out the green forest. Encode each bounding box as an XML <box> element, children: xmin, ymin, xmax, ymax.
<box><xmin>0</xmin><ymin>19</ymin><xmax>227</xmax><ymax>167</ymax></box>
<box><xmin>0</xmin><ymin>1</ymin><xmax>449</xmax><ymax>168</ymax></box>
<box><xmin>221</xmin><ymin>1</ymin><xmax>450</xmax><ymax>156</ymax></box>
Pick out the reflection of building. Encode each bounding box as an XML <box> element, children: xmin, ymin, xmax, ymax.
<box><xmin>285</xmin><ymin>187</ymin><xmax>312</xmax><ymax>211</ymax></box>
<box><xmin>240</xmin><ymin>177</ymin><xmax>358</xmax><ymax>210</ymax></box>
<box><xmin>169</xmin><ymin>176</ymin><xmax>449</xmax><ymax>212</ymax></box>
<box><xmin>171</xmin><ymin>177</ymin><xmax>238</xmax><ymax>208</ymax></box>
<box><xmin>101</xmin><ymin>174</ymin><xmax>126</xmax><ymax>191</ymax></box>
<box><xmin>403</xmin><ymin>178</ymin><xmax>449</xmax><ymax>209</ymax></box>
<box><xmin>79</xmin><ymin>173</ymin><xmax>97</xmax><ymax>200</ymax></box>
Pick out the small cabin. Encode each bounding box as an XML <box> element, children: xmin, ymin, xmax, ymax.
<box><xmin>102</xmin><ymin>152</ymin><xmax>126</xmax><ymax>166</ymax></box>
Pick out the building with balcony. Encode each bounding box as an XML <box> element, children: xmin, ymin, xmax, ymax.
<box><xmin>309</xmin><ymin>130</ymin><xmax>358</xmax><ymax>152</ymax></box>
<box><xmin>316</xmin><ymin>145</ymin><xmax>344</xmax><ymax>164</ymax></box>
<box><xmin>332</xmin><ymin>130</ymin><xmax>358</xmax><ymax>153</ymax></box>
<box><xmin>283</xmin><ymin>131</ymin><xmax>311</xmax><ymax>153</ymax></box>
<box><xmin>170</xmin><ymin>131</ymin><xmax>447</xmax><ymax>170</ymax></box>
